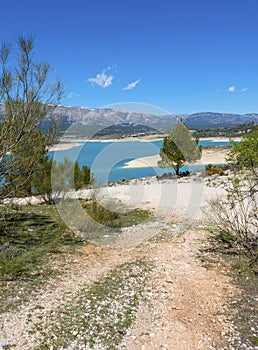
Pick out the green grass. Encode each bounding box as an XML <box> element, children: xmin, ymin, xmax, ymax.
<box><xmin>0</xmin><ymin>203</ymin><xmax>86</xmax><ymax>312</ymax></box>
<box><xmin>81</xmin><ymin>199</ymin><xmax>151</xmax><ymax>229</ymax></box>
<box><xmin>0</xmin><ymin>203</ymin><xmax>84</xmax><ymax>281</ymax></box>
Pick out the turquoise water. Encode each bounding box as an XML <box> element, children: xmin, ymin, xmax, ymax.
<box><xmin>51</xmin><ymin>139</ymin><xmax>232</xmax><ymax>184</ymax></box>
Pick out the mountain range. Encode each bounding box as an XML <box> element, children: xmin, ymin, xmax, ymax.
<box><xmin>1</xmin><ymin>103</ymin><xmax>258</xmax><ymax>136</ymax></box>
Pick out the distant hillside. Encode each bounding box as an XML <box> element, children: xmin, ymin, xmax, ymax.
<box><xmin>93</xmin><ymin>123</ymin><xmax>160</xmax><ymax>139</ymax></box>
<box><xmin>193</xmin><ymin>122</ymin><xmax>257</xmax><ymax>138</ymax></box>
<box><xmin>184</xmin><ymin>112</ymin><xmax>258</xmax><ymax>129</ymax></box>
<box><xmin>1</xmin><ymin>103</ymin><xmax>258</xmax><ymax>136</ymax></box>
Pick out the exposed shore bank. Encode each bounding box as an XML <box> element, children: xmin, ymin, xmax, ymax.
<box><xmin>49</xmin><ymin>136</ymin><xmax>239</xmax><ymax>152</ymax></box>
<box><xmin>123</xmin><ymin>146</ymin><xmax>229</xmax><ymax>169</ymax></box>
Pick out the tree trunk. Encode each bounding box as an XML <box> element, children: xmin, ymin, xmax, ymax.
<box><xmin>175</xmin><ymin>166</ymin><xmax>180</xmax><ymax>176</ymax></box>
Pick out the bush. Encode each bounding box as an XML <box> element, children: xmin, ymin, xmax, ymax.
<box><xmin>208</xmin><ymin>130</ymin><xmax>258</xmax><ymax>268</ymax></box>
<box><xmin>209</xmin><ymin>172</ymin><xmax>258</xmax><ymax>267</ymax></box>
<box><xmin>205</xmin><ymin>164</ymin><xmax>226</xmax><ymax>176</ymax></box>
<box><xmin>32</xmin><ymin>157</ymin><xmax>92</xmax><ymax>203</ymax></box>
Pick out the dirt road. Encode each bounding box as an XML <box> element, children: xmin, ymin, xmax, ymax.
<box><xmin>1</xmin><ymin>213</ymin><xmax>237</xmax><ymax>349</ymax></box>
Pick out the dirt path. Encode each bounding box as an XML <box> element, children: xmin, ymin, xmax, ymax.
<box><xmin>1</xmin><ymin>218</ymin><xmax>237</xmax><ymax>349</ymax></box>
<box><xmin>119</xmin><ymin>228</ymin><xmax>236</xmax><ymax>350</ymax></box>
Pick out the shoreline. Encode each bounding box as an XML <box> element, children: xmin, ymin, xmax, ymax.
<box><xmin>50</xmin><ymin>136</ymin><xmax>237</xmax><ymax>152</ymax></box>
<box><xmin>122</xmin><ymin>146</ymin><xmax>229</xmax><ymax>169</ymax></box>
<box><xmin>49</xmin><ymin>142</ymin><xmax>82</xmax><ymax>151</ymax></box>
<box><xmin>62</xmin><ymin>136</ymin><xmax>238</xmax><ymax>143</ymax></box>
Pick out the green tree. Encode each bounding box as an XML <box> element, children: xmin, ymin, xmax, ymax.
<box><xmin>73</xmin><ymin>161</ymin><xmax>91</xmax><ymax>190</ymax></box>
<box><xmin>0</xmin><ymin>36</ymin><xmax>63</xmax><ymax>200</ymax></box>
<box><xmin>227</xmin><ymin>127</ymin><xmax>258</xmax><ymax>171</ymax></box>
<box><xmin>159</xmin><ymin>121</ymin><xmax>202</xmax><ymax>175</ymax></box>
<box><xmin>74</xmin><ymin>161</ymin><xmax>83</xmax><ymax>190</ymax></box>
<box><xmin>31</xmin><ymin>155</ymin><xmax>56</xmax><ymax>203</ymax></box>
<box><xmin>32</xmin><ymin>157</ymin><xmax>92</xmax><ymax>203</ymax></box>
<box><xmin>4</xmin><ymin>130</ymin><xmax>47</xmax><ymax>197</ymax></box>
<box><xmin>82</xmin><ymin>165</ymin><xmax>91</xmax><ymax>186</ymax></box>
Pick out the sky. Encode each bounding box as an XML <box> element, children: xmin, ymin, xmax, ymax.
<box><xmin>1</xmin><ymin>0</ymin><xmax>258</xmax><ymax>114</ymax></box>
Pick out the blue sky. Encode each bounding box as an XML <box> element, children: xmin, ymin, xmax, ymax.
<box><xmin>1</xmin><ymin>0</ymin><xmax>258</xmax><ymax>114</ymax></box>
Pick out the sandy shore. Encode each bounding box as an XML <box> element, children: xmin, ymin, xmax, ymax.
<box><xmin>200</xmin><ymin>136</ymin><xmax>240</xmax><ymax>142</ymax></box>
<box><xmin>50</xmin><ymin>136</ymin><xmax>238</xmax><ymax>151</ymax></box>
<box><xmin>61</xmin><ymin>136</ymin><xmax>238</xmax><ymax>143</ymax></box>
<box><xmin>49</xmin><ymin>142</ymin><xmax>82</xmax><ymax>151</ymax></box>
<box><xmin>123</xmin><ymin>146</ymin><xmax>229</xmax><ymax>169</ymax></box>
<box><xmin>62</xmin><ymin>137</ymin><xmax>164</xmax><ymax>143</ymax></box>
<box><xmin>50</xmin><ymin>136</ymin><xmax>236</xmax><ymax>152</ymax></box>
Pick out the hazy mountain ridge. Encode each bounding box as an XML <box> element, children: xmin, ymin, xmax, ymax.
<box><xmin>1</xmin><ymin>103</ymin><xmax>258</xmax><ymax>131</ymax></box>
<box><xmin>183</xmin><ymin>112</ymin><xmax>258</xmax><ymax>128</ymax></box>
<box><xmin>38</xmin><ymin>105</ymin><xmax>258</xmax><ymax>132</ymax></box>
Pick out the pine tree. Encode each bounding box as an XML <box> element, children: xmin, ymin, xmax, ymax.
<box><xmin>159</xmin><ymin>121</ymin><xmax>202</xmax><ymax>175</ymax></box>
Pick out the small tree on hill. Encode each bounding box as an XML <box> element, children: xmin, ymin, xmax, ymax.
<box><xmin>159</xmin><ymin>121</ymin><xmax>202</xmax><ymax>175</ymax></box>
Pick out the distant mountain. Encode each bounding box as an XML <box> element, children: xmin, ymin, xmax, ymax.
<box><xmin>51</xmin><ymin>106</ymin><xmax>180</xmax><ymax>136</ymax></box>
<box><xmin>1</xmin><ymin>103</ymin><xmax>258</xmax><ymax>135</ymax></box>
<box><xmin>183</xmin><ymin>112</ymin><xmax>258</xmax><ymax>129</ymax></box>
<box><xmin>48</xmin><ymin>106</ymin><xmax>258</xmax><ymax>137</ymax></box>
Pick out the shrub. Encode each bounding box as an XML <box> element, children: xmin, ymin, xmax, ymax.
<box><xmin>209</xmin><ymin>172</ymin><xmax>258</xmax><ymax>267</ymax></box>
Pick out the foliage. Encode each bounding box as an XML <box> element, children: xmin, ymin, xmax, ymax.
<box><xmin>3</xmin><ymin>130</ymin><xmax>47</xmax><ymax>198</ymax></box>
<box><xmin>209</xmin><ymin>176</ymin><xmax>258</xmax><ymax>266</ymax></box>
<box><xmin>227</xmin><ymin>127</ymin><xmax>258</xmax><ymax>171</ymax></box>
<box><xmin>193</xmin><ymin>122</ymin><xmax>257</xmax><ymax>138</ymax></box>
<box><xmin>159</xmin><ymin>121</ymin><xmax>202</xmax><ymax>175</ymax></box>
<box><xmin>205</xmin><ymin>164</ymin><xmax>226</xmax><ymax>176</ymax></box>
<box><xmin>32</xmin><ymin>157</ymin><xmax>92</xmax><ymax>203</ymax></box>
<box><xmin>31</xmin><ymin>155</ymin><xmax>55</xmax><ymax>203</ymax></box>
<box><xmin>0</xmin><ymin>36</ymin><xmax>63</xmax><ymax>201</ymax></box>
<box><xmin>74</xmin><ymin>161</ymin><xmax>91</xmax><ymax>190</ymax></box>
<box><xmin>208</xmin><ymin>129</ymin><xmax>258</xmax><ymax>267</ymax></box>
<box><xmin>0</xmin><ymin>204</ymin><xmax>84</xmax><ymax>280</ymax></box>
<box><xmin>81</xmin><ymin>198</ymin><xmax>151</xmax><ymax>229</ymax></box>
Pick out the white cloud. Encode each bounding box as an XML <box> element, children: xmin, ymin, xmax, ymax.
<box><xmin>66</xmin><ymin>92</ymin><xmax>79</xmax><ymax>99</ymax></box>
<box><xmin>241</xmin><ymin>88</ymin><xmax>248</xmax><ymax>92</ymax></box>
<box><xmin>87</xmin><ymin>70</ymin><xmax>113</xmax><ymax>88</ymax></box>
<box><xmin>228</xmin><ymin>86</ymin><xmax>236</xmax><ymax>92</ymax></box>
<box><xmin>123</xmin><ymin>79</ymin><xmax>140</xmax><ymax>91</ymax></box>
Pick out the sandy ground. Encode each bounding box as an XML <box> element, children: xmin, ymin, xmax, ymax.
<box><xmin>76</xmin><ymin>175</ymin><xmax>223</xmax><ymax>222</ymax></box>
<box><xmin>49</xmin><ymin>142</ymin><xmax>82</xmax><ymax>151</ymax></box>
<box><xmin>123</xmin><ymin>147</ymin><xmax>229</xmax><ymax>169</ymax></box>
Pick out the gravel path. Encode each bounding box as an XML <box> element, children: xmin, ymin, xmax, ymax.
<box><xmin>1</xmin><ymin>215</ymin><xmax>238</xmax><ymax>349</ymax></box>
